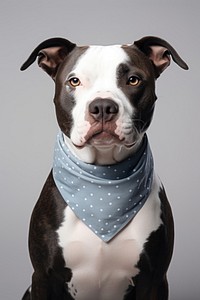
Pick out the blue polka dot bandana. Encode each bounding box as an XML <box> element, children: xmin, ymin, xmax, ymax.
<box><xmin>53</xmin><ymin>132</ymin><xmax>154</xmax><ymax>242</ymax></box>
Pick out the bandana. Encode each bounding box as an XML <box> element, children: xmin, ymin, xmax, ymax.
<box><xmin>53</xmin><ymin>132</ymin><xmax>154</xmax><ymax>242</ymax></box>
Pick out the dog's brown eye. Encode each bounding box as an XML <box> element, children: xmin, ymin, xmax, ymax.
<box><xmin>68</xmin><ymin>77</ymin><xmax>81</xmax><ymax>87</ymax></box>
<box><xmin>127</xmin><ymin>76</ymin><xmax>140</xmax><ymax>86</ymax></box>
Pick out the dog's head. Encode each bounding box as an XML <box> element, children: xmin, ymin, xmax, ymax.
<box><xmin>21</xmin><ymin>36</ymin><xmax>188</xmax><ymax>164</ymax></box>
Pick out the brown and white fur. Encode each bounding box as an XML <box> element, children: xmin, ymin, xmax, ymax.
<box><xmin>21</xmin><ymin>36</ymin><xmax>188</xmax><ymax>300</ymax></box>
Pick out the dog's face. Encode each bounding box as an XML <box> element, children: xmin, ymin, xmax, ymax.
<box><xmin>56</xmin><ymin>45</ymin><xmax>155</xmax><ymax>149</ymax></box>
<box><xmin>21</xmin><ymin>37</ymin><xmax>188</xmax><ymax>164</ymax></box>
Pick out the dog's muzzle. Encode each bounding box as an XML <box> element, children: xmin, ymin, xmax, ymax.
<box><xmin>79</xmin><ymin>98</ymin><xmax>121</xmax><ymax>146</ymax></box>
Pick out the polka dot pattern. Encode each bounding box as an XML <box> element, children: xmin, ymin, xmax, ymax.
<box><xmin>53</xmin><ymin>132</ymin><xmax>154</xmax><ymax>242</ymax></box>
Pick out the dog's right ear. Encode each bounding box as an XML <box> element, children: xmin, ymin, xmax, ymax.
<box><xmin>20</xmin><ymin>38</ymin><xmax>76</xmax><ymax>79</ymax></box>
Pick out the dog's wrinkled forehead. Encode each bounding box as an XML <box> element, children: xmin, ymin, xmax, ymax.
<box><xmin>71</xmin><ymin>45</ymin><xmax>128</xmax><ymax>77</ymax></box>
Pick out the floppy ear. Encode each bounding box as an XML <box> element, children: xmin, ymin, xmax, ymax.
<box><xmin>134</xmin><ymin>36</ymin><xmax>188</xmax><ymax>78</ymax></box>
<box><xmin>20</xmin><ymin>37</ymin><xmax>76</xmax><ymax>79</ymax></box>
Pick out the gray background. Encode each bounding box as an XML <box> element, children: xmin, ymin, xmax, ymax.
<box><xmin>0</xmin><ymin>0</ymin><xmax>199</xmax><ymax>299</ymax></box>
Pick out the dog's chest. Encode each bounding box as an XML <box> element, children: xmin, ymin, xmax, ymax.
<box><xmin>57</xmin><ymin>176</ymin><xmax>162</xmax><ymax>300</ymax></box>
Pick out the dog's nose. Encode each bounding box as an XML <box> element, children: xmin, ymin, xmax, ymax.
<box><xmin>89</xmin><ymin>98</ymin><xmax>119</xmax><ymax>122</ymax></box>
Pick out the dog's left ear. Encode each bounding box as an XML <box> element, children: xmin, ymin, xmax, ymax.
<box><xmin>134</xmin><ymin>36</ymin><xmax>188</xmax><ymax>78</ymax></box>
<box><xmin>20</xmin><ymin>38</ymin><xmax>76</xmax><ymax>79</ymax></box>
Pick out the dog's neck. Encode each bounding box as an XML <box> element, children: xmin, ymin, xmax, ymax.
<box><xmin>64</xmin><ymin>134</ymin><xmax>144</xmax><ymax>165</ymax></box>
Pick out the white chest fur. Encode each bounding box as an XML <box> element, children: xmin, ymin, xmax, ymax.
<box><xmin>57</xmin><ymin>175</ymin><xmax>162</xmax><ymax>300</ymax></box>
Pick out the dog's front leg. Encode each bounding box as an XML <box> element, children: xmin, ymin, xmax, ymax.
<box><xmin>31</xmin><ymin>271</ymin><xmax>49</xmax><ymax>299</ymax></box>
<box><xmin>130</xmin><ymin>276</ymin><xmax>168</xmax><ymax>300</ymax></box>
<box><xmin>148</xmin><ymin>278</ymin><xmax>169</xmax><ymax>300</ymax></box>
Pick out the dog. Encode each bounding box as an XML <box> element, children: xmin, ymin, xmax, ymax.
<box><xmin>21</xmin><ymin>36</ymin><xmax>188</xmax><ymax>300</ymax></box>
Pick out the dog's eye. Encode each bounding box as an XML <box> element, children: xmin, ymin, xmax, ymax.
<box><xmin>68</xmin><ymin>77</ymin><xmax>81</xmax><ymax>87</ymax></box>
<box><xmin>127</xmin><ymin>76</ymin><xmax>141</xmax><ymax>86</ymax></box>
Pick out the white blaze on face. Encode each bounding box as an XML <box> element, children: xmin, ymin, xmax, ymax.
<box><xmin>68</xmin><ymin>45</ymin><xmax>134</xmax><ymax>146</ymax></box>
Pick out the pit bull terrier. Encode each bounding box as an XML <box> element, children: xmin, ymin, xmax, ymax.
<box><xmin>21</xmin><ymin>36</ymin><xmax>188</xmax><ymax>300</ymax></box>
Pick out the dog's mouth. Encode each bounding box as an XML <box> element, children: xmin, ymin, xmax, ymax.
<box><xmin>73</xmin><ymin>129</ymin><xmax>137</xmax><ymax>149</ymax></box>
<box><xmin>89</xmin><ymin>130</ymin><xmax>121</xmax><ymax>146</ymax></box>
<box><xmin>71</xmin><ymin>120</ymin><xmax>140</xmax><ymax>150</ymax></box>
<box><xmin>76</xmin><ymin>122</ymin><xmax>118</xmax><ymax>146</ymax></box>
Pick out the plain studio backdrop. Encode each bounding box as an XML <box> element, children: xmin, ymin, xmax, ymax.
<box><xmin>0</xmin><ymin>1</ymin><xmax>199</xmax><ymax>299</ymax></box>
